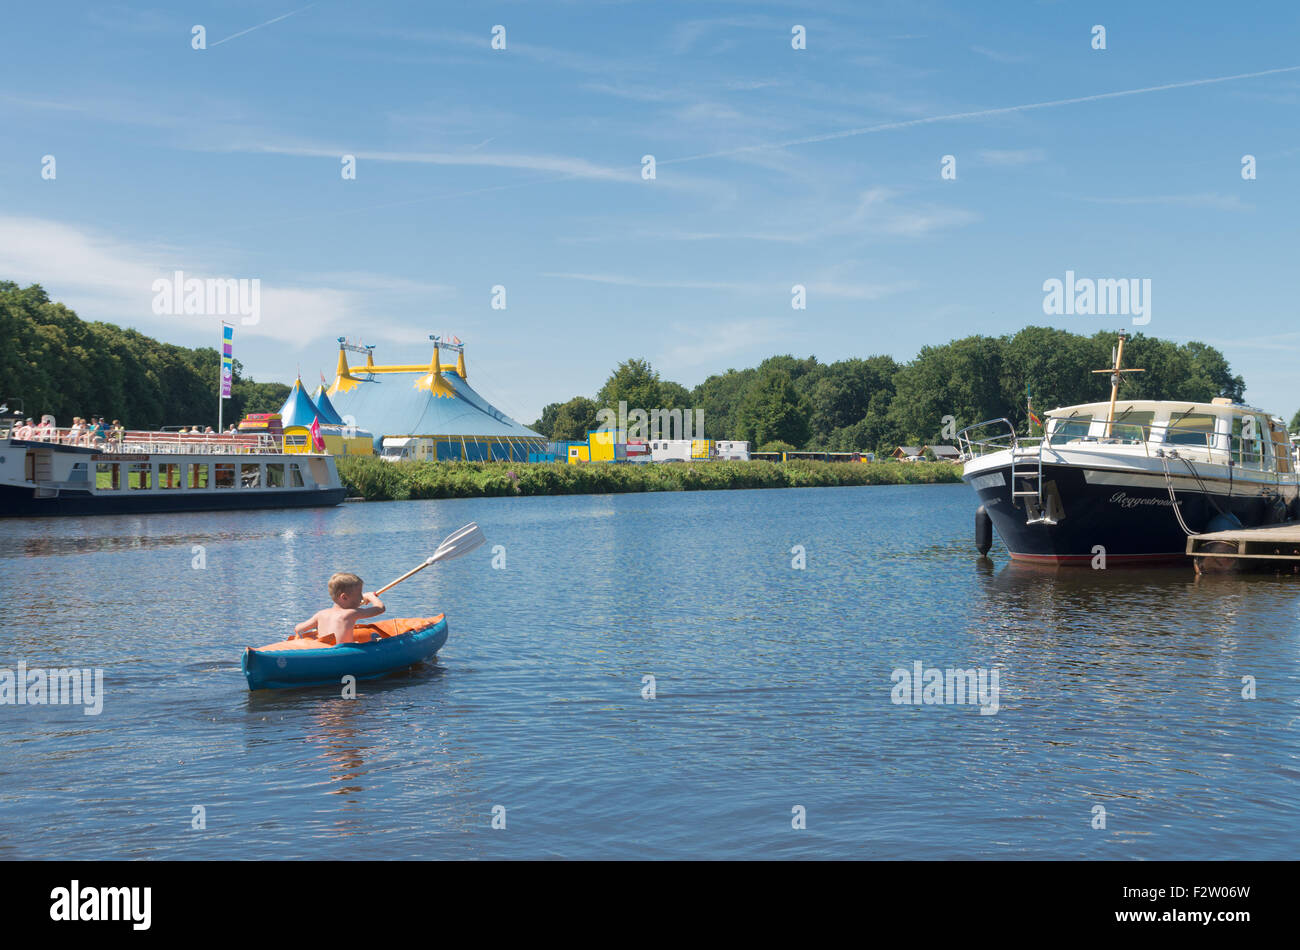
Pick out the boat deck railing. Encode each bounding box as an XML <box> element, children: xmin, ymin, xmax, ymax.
<box><xmin>957</xmin><ymin>418</ymin><xmax>1298</xmax><ymax>477</ymax></box>
<box><xmin>5</xmin><ymin>426</ymin><xmax>286</xmax><ymax>455</ymax></box>
<box><xmin>956</xmin><ymin>418</ymin><xmax>1043</xmax><ymax>459</ymax></box>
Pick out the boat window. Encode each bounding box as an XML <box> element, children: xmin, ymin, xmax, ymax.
<box><xmin>159</xmin><ymin>462</ymin><xmax>182</xmax><ymax>489</ymax></box>
<box><xmin>289</xmin><ymin>464</ymin><xmax>305</xmax><ymax>488</ymax></box>
<box><xmin>1271</xmin><ymin>424</ymin><xmax>1293</xmax><ymax>474</ymax></box>
<box><xmin>1232</xmin><ymin>416</ymin><xmax>1266</xmax><ymax>469</ymax></box>
<box><xmin>128</xmin><ymin>462</ymin><xmax>151</xmax><ymax>490</ymax></box>
<box><xmin>241</xmin><ymin>463</ymin><xmax>261</xmax><ymax>488</ymax></box>
<box><xmin>96</xmin><ymin>462</ymin><xmax>120</xmax><ymax>490</ymax></box>
<box><xmin>1047</xmin><ymin>416</ymin><xmax>1093</xmax><ymax>445</ymax></box>
<box><xmin>265</xmin><ymin>463</ymin><xmax>285</xmax><ymax>488</ymax></box>
<box><xmin>69</xmin><ymin>462</ymin><xmax>88</xmax><ymax>482</ymax></box>
<box><xmin>1165</xmin><ymin>413</ymin><xmax>1217</xmax><ymax>447</ymax></box>
<box><xmin>189</xmin><ymin>463</ymin><xmax>209</xmax><ymax>488</ymax></box>
<box><xmin>1106</xmin><ymin>411</ymin><xmax>1154</xmax><ymax>443</ymax></box>
<box><xmin>214</xmin><ymin>463</ymin><xmax>236</xmax><ymax>489</ymax></box>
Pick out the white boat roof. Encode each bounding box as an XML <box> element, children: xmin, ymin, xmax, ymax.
<box><xmin>1046</xmin><ymin>399</ymin><xmax>1278</xmax><ymax>420</ymax></box>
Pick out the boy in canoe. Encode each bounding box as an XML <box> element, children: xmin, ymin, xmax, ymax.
<box><xmin>292</xmin><ymin>572</ymin><xmax>385</xmax><ymax>644</ymax></box>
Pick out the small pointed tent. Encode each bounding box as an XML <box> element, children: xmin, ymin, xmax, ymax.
<box><xmin>311</xmin><ymin>385</ymin><xmax>345</xmax><ymax>426</ymax></box>
<box><xmin>278</xmin><ymin>378</ymin><xmax>322</xmax><ymax>428</ymax></box>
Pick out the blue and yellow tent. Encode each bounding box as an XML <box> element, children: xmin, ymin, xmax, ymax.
<box><xmin>326</xmin><ymin>340</ymin><xmax>545</xmax><ymax>461</ymax></box>
<box><xmin>277</xmin><ymin>377</ymin><xmax>374</xmax><ymax>456</ymax></box>
<box><xmin>311</xmin><ymin>384</ymin><xmax>346</xmax><ymax>426</ymax></box>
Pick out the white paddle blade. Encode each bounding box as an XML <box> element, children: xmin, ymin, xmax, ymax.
<box><xmin>430</xmin><ymin>522</ymin><xmax>487</xmax><ymax>563</ymax></box>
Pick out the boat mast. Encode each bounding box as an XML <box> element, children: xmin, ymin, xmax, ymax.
<box><xmin>1091</xmin><ymin>329</ymin><xmax>1144</xmax><ymax>438</ymax></box>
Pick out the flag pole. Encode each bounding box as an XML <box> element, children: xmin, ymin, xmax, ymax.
<box><xmin>218</xmin><ymin>322</ymin><xmax>233</xmax><ymax>432</ymax></box>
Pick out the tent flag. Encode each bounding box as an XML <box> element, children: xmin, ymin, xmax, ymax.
<box><xmin>310</xmin><ymin>415</ymin><xmax>324</xmax><ymax>452</ymax></box>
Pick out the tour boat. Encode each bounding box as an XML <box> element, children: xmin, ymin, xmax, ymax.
<box><xmin>0</xmin><ymin>423</ymin><xmax>347</xmax><ymax>517</ymax></box>
<box><xmin>957</xmin><ymin>332</ymin><xmax>1300</xmax><ymax>563</ymax></box>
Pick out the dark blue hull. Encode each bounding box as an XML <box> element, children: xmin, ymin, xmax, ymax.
<box><xmin>0</xmin><ymin>484</ymin><xmax>347</xmax><ymax>518</ymax></box>
<box><xmin>969</xmin><ymin>462</ymin><xmax>1293</xmax><ymax>563</ymax></box>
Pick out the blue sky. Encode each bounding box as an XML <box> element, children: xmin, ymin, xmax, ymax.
<box><xmin>3</xmin><ymin>0</ymin><xmax>1299</xmax><ymax>424</ymax></box>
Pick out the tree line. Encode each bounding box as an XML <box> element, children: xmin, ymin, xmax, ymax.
<box><xmin>532</xmin><ymin>327</ymin><xmax>1263</xmax><ymax>453</ymax></box>
<box><xmin>0</xmin><ymin>281</ymin><xmax>289</xmax><ymax>429</ymax></box>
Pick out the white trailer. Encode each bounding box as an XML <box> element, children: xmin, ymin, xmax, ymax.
<box><xmin>379</xmin><ymin>437</ymin><xmax>437</xmax><ymax>461</ymax></box>
<box><xmin>715</xmin><ymin>440</ymin><xmax>750</xmax><ymax>461</ymax></box>
<box><xmin>649</xmin><ymin>439</ymin><xmax>712</xmax><ymax>462</ymax></box>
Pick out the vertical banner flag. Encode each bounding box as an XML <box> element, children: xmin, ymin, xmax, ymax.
<box><xmin>310</xmin><ymin>415</ymin><xmax>324</xmax><ymax>452</ymax></box>
<box><xmin>220</xmin><ymin>323</ymin><xmax>234</xmax><ymax>398</ymax></box>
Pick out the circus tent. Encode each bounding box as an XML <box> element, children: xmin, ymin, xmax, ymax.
<box><xmin>325</xmin><ymin>338</ymin><xmax>546</xmax><ymax>461</ymax></box>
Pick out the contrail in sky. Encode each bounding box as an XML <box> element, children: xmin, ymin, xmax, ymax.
<box><xmin>210</xmin><ymin>3</ymin><xmax>316</xmax><ymax>48</ymax></box>
<box><xmin>661</xmin><ymin>64</ymin><xmax>1300</xmax><ymax>165</ymax></box>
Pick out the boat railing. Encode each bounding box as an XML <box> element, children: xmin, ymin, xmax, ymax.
<box><xmin>1044</xmin><ymin>421</ymin><xmax>1292</xmax><ymax>474</ymax></box>
<box><xmin>9</xmin><ymin>426</ymin><xmax>284</xmax><ymax>455</ymax></box>
<box><xmin>956</xmin><ymin>418</ymin><xmax>1043</xmax><ymax>459</ymax></box>
<box><xmin>959</xmin><ymin>417</ymin><xmax>1295</xmax><ymax>476</ymax></box>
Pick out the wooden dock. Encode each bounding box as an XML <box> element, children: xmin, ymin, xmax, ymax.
<box><xmin>1186</xmin><ymin>522</ymin><xmax>1300</xmax><ymax>572</ymax></box>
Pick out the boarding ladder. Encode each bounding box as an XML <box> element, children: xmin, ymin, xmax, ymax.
<box><xmin>957</xmin><ymin>418</ymin><xmax>1054</xmax><ymax>526</ymax></box>
<box><xmin>1011</xmin><ymin>445</ymin><xmax>1055</xmax><ymax>525</ymax></box>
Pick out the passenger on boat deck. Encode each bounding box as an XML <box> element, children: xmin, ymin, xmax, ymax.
<box><xmin>88</xmin><ymin>418</ymin><xmax>105</xmax><ymax>444</ymax></box>
<box><xmin>14</xmin><ymin>419</ymin><xmax>33</xmax><ymax>439</ymax></box>
<box><xmin>225</xmin><ymin>424</ymin><xmax>237</xmax><ymax>434</ymax></box>
<box><xmin>292</xmin><ymin>572</ymin><xmax>385</xmax><ymax>645</ymax></box>
<box><xmin>203</xmin><ymin>426</ymin><xmax>215</xmax><ymax>435</ymax></box>
<box><xmin>110</xmin><ymin>420</ymin><xmax>124</xmax><ymax>443</ymax></box>
<box><xmin>35</xmin><ymin>417</ymin><xmax>53</xmax><ymax>440</ymax></box>
<box><xmin>66</xmin><ymin>417</ymin><xmax>84</xmax><ymax>445</ymax></box>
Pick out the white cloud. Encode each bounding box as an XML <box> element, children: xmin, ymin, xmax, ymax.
<box><xmin>970</xmin><ymin>45</ymin><xmax>1030</xmax><ymax>64</ymax></box>
<box><xmin>1076</xmin><ymin>193</ymin><xmax>1248</xmax><ymax>211</ymax></box>
<box><xmin>659</xmin><ymin>318</ymin><xmax>792</xmax><ymax>366</ymax></box>
<box><xmin>977</xmin><ymin>148</ymin><xmax>1047</xmax><ymax>166</ymax></box>
<box><xmin>0</xmin><ymin>215</ymin><xmax>433</xmax><ymax>344</ymax></box>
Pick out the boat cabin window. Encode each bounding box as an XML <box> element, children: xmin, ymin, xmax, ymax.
<box><xmin>214</xmin><ymin>463</ymin><xmax>236</xmax><ymax>489</ymax></box>
<box><xmin>1105</xmin><ymin>410</ymin><xmax>1154</xmax><ymax>443</ymax></box>
<box><xmin>285</xmin><ymin>433</ymin><xmax>307</xmax><ymax>449</ymax></box>
<box><xmin>1164</xmin><ymin>412</ymin><xmax>1217</xmax><ymax>447</ymax></box>
<box><xmin>289</xmin><ymin>464</ymin><xmax>305</xmax><ymax>488</ymax></box>
<box><xmin>266</xmin><ymin>463</ymin><xmax>285</xmax><ymax>488</ymax></box>
<box><xmin>69</xmin><ymin>462</ymin><xmax>88</xmax><ymax>482</ymax></box>
<box><xmin>189</xmin><ymin>463</ymin><xmax>209</xmax><ymax>488</ymax></box>
<box><xmin>1270</xmin><ymin>423</ymin><xmax>1293</xmax><ymax>474</ymax></box>
<box><xmin>1232</xmin><ymin>416</ymin><xmax>1268</xmax><ymax>469</ymax></box>
<box><xmin>128</xmin><ymin>462</ymin><xmax>151</xmax><ymax>490</ymax></box>
<box><xmin>241</xmin><ymin>463</ymin><xmax>261</xmax><ymax>488</ymax></box>
<box><xmin>1047</xmin><ymin>416</ymin><xmax>1093</xmax><ymax>445</ymax></box>
<box><xmin>159</xmin><ymin>462</ymin><xmax>182</xmax><ymax>489</ymax></box>
<box><xmin>96</xmin><ymin>462</ymin><xmax>120</xmax><ymax>490</ymax></box>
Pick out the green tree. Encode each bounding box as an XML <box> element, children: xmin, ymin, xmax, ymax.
<box><xmin>692</xmin><ymin>367</ymin><xmax>756</xmax><ymax>440</ymax></box>
<box><xmin>734</xmin><ymin>368</ymin><xmax>810</xmax><ymax>448</ymax></box>
<box><xmin>530</xmin><ymin>402</ymin><xmax>562</xmax><ymax>438</ymax></box>
<box><xmin>596</xmin><ymin>358</ymin><xmax>663</xmax><ymax>415</ymax></box>
<box><xmin>549</xmin><ymin>396</ymin><xmax>599</xmax><ymax>442</ymax></box>
<box><xmin>0</xmin><ymin>280</ymin><xmax>287</xmax><ymax>429</ymax></box>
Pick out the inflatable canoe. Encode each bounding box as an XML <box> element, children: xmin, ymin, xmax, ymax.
<box><xmin>242</xmin><ymin>615</ymin><xmax>448</xmax><ymax>690</ymax></box>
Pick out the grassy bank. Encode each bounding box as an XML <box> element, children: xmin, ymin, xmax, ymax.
<box><xmin>336</xmin><ymin>457</ymin><xmax>962</xmax><ymax>501</ymax></box>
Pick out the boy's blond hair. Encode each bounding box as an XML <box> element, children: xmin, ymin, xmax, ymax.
<box><xmin>328</xmin><ymin>572</ymin><xmax>364</xmax><ymax>598</ymax></box>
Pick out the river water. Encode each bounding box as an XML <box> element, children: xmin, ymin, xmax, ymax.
<box><xmin>2</xmin><ymin>484</ymin><xmax>1297</xmax><ymax>859</ymax></box>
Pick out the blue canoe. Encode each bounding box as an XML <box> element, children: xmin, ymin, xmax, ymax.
<box><xmin>242</xmin><ymin>615</ymin><xmax>448</xmax><ymax>690</ymax></box>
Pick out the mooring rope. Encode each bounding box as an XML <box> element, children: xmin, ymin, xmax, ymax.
<box><xmin>1159</xmin><ymin>452</ymin><xmax>1197</xmax><ymax>537</ymax></box>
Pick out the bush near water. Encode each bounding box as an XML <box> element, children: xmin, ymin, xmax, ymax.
<box><xmin>336</xmin><ymin>456</ymin><xmax>962</xmax><ymax>501</ymax></box>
